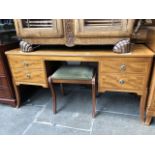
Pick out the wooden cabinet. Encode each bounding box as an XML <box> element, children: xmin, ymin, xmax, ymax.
<box><xmin>14</xmin><ymin>19</ymin><xmax>136</xmax><ymax>47</ymax></box>
<box><xmin>0</xmin><ymin>42</ymin><xmax>18</xmax><ymax>106</ymax></box>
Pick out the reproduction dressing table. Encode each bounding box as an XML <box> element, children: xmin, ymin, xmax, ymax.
<box><xmin>5</xmin><ymin>44</ymin><xmax>154</xmax><ymax>121</ymax></box>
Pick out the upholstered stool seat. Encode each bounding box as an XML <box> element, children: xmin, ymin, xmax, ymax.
<box><xmin>48</xmin><ymin>65</ymin><xmax>96</xmax><ymax>117</ymax></box>
<box><xmin>51</xmin><ymin>65</ymin><xmax>94</xmax><ymax>80</ymax></box>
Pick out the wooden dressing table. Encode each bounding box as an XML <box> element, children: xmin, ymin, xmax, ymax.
<box><xmin>5</xmin><ymin>44</ymin><xmax>154</xmax><ymax>121</ymax></box>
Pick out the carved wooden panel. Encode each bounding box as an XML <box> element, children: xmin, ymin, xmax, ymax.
<box><xmin>64</xmin><ymin>19</ymin><xmax>74</xmax><ymax>47</ymax></box>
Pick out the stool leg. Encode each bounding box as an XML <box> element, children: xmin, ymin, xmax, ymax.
<box><xmin>92</xmin><ymin>77</ymin><xmax>96</xmax><ymax>118</ymax></box>
<box><xmin>48</xmin><ymin>77</ymin><xmax>57</xmax><ymax>114</ymax></box>
<box><xmin>60</xmin><ymin>83</ymin><xmax>65</xmax><ymax>96</ymax></box>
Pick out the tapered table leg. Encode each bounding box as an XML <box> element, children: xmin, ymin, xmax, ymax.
<box><xmin>145</xmin><ymin>116</ymin><xmax>152</xmax><ymax>126</ymax></box>
<box><xmin>12</xmin><ymin>79</ymin><xmax>21</xmax><ymax>108</ymax></box>
<box><xmin>139</xmin><ymin>90</ymin><xmax>147</xmax><ymax>122</ymax></box>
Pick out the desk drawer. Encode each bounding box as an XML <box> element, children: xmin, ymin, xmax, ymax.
<box><xmin>99</xmin><ymin>73</ymin><xmax>145</xmax><ymax>91</ymax></box>
<box><xmin>9</xmin><ymin>56</ymin><xmax>44</xmax><ymax>69</ymax></box>
<box><xmin>13</xmin><ymin>69</ymin><xmax>46</xmax><ymax>84</ymax></box>
<box><xmin>99</xmin><ymin>58</ymin><xmax>149</xmax><ymax>74</ymax></box>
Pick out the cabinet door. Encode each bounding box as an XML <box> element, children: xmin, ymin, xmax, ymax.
<box><xmin>14</xmin><ymin>19</ymin><xmax>64</xmax><ymax>38</ymax></box>
<box><xmin>74</xmin><ymin>19</ymin><xmax>135</xmax><ymax>37</ymax></box>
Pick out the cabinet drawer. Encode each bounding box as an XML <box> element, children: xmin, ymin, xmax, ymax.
<box><xmin>0</xmin><ymin>88</ymin><xmax>12</xmax><ymax>98</ymax></box>
<box><xmin>0</xmin><ymin>76</ymin><xmax>9</xmax><ymax>88</ymax></box>
<box><xmin>0</xmin><ymin>59</ymin><xmax>5</xmax><ymax>74</ymax></box>
<box><xmin>99</xmin><ymin>58</ymin><xmax>149</xmax><ymax>74</ymax></box>
<box><xmin>99</xmin><ymin>73</ymin><xmax>145</xmax><ymax>91</ymax></box>
<box><xmin>13</xmin><ymin>69</ymin><xmax>46</xmax><ymax>84</ymax></box>
<box><xmin>9</xmin><ymin>56</ymin><xmax>44</xmax><ymax>69</ymax></box>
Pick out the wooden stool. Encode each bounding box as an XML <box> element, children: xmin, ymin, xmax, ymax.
<box><xmin>48</xmin><ymin>65</ymin><xmax>96</xmax><ymax>117</ymax></box>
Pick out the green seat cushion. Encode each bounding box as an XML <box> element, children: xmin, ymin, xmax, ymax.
<box><xmin>51</xmin><ymin>65</ymin><xmax>94</xmax><ymax>80</ymax></box>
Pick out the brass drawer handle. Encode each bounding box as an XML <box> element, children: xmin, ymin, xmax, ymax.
<box><xmin>26</xmin><ymin>73</ymin><xmax>31</xmax><ymax>79</ymax></box>
<box><xmin>23</xmin><ymin>61</ymin><xmax>29</xmax><ymax>67</ymax></box>
<box><xmin>119</xmin><ymin>79</ymin><xmax>125</xmax><ymax>85</ymax></box>
<box><xmin>120</xmin><ymin>64</ymin><xmax>126</xmax><ymax>71</ymax></box>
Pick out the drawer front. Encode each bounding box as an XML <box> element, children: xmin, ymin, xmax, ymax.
<box><xmin>13</xmin><ymin>69</ymin><xmax>46</xmax><ymax>84</ymax></box>
<box><xmin>0</xmin><ymin>88</ymin><xmax>12</xmax><ymax>98</ymax></box>
<box><xmin>9</xmin><ymin>56</ymin><xmax>44</xmax><ymax>69</ymax></box>
<box><xmin>0</xmin><ymin>59</ymin><xmax>5</xmax><ymax>74</ymax></box>
<box><xmin>99</xmin><ymin>73</ymin><xmax>145</xmax><ymax>91</ymax></box>
<box><xmin>0</xmin><ymin>76</ymin><xmax>9</xmax><ymax>88</ymax></box>
<box><xmin>100</xmin><ymin>58</ymin><xmax>149</xmax><ymax>74</ymax></box>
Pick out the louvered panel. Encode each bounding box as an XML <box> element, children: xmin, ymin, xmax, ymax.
<box><xmin>22</xmin><ymin>19</ymin><xmax>53</xmax><ymax>28</ymax></box>
<box><xmin>84</xmin><ymin>19</ymin><xmax>122</xmax><ymax>27</ymax></box>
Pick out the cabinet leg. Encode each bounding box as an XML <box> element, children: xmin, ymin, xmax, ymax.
<box><xmin>145</xmin><ymin>116</ymin><xmax>152</xmax><ymax>126</ymax></box>
<box><xmin>139</xmin><ymin>90</ymin><xmax>147</xmax><ymax>122</ymax></box>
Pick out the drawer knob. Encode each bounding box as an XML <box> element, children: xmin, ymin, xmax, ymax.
<box><xmin>23</xmin><ymin>62</ymin><xmax>29</xmax><ymax>67</ymax></box>
<box><xmin>119</xmin><ymin>79</ymin><xmax>125</xmax><ymax>85</ymax></box>
<box><xmin>26</xmin><ymin>74</ymin><xmax>31</xmax><ymax>79</ymax></box>
<box><xmin>120</xmin><ymin>64</ymin><xmax>126</xmax><ymax>71</ymax></box>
